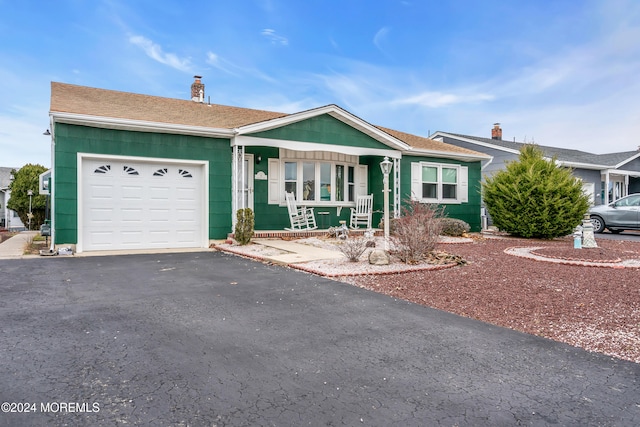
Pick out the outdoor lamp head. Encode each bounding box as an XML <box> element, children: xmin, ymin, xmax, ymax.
<box><xmin>380</xmin><ymin>157</ymin><xmax>393</xmax><ymax>175</ymax></box>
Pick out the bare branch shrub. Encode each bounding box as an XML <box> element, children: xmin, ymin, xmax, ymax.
<box><xmin>337</xmin><ymin>237</ymin><xmax>369</xmax><ymax>262</ymax></box>
<box><xmin>390</xmin><ymin>200</ymin><xmax>444</xmax><ymax>264</ymax></box>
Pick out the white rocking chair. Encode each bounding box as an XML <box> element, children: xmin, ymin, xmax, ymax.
<box><xmin>285</xmin><ymin>192</ymin><xmax>317</xmax><ymax>231</ymax></box>
<box><xmin>350</xmin><ymin>194</ymin><xmax>373</xmax><ymax>229</ymax></box>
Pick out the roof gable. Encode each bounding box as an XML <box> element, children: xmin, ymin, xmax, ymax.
<box><xmin>245</xmin><ymin>113</ymin><xmax>401</xmax><ymax>152</ymax></box>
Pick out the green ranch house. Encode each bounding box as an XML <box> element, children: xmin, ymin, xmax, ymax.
<box><xmin>47</xmin><ymin>78</ymin><xmax>490</xmax><ymax>253</ymax></box>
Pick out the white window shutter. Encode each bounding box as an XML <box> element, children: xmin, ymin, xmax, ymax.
<box><xmin>411</xmin><ymin>162</ymin><xmax>421</xmax><ymax>200</ymax></box>
<box><xmin>357</xmin><ymin>164</ymin><xmax>368</xmax><ymax>196</ymax></box>
<box><xmin>268</xmin><ymin>159</ymin><xmax>280</xmax><ymax>204</ymax></box>
<box><xmin>460</xmin><ymin>166</ymin><xmax>468</xmax><ymax>203</ymax></box>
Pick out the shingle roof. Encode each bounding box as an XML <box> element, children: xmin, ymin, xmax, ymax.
<box><xmin>50</xmin><ymin>82</ymin><xmax>288</xmax><ymax>129</ymax></box>
<box><xmin>50</xmin><ymin>82</ymin><xmax>487</xmax><ymax>158</ymax></box>
<box><xmin>378</xmin><ymin>127</ymin><xmax>486</xmax><ymax>157</ymax></box>
<box><xmin>445</xmin><ymin>133</ymin><xmax>638</xmax><ymax>167</ymax></box>
<box><xmin>0</xmin><ymin>167</ymin><xmax>18</xmax><ymax>189</ymax></box>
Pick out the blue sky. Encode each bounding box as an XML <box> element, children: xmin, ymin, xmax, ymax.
<box><xmin>1</xmin><ymin>0</ymin><xmax>640</xmax><ymax>168</ymax></box>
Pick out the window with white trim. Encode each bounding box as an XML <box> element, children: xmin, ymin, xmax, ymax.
<box><xmin>268</xmin><ymin>151</ymin><xmax>366</xmax><ymax>205</ymax></box>
<box><xmin>284</xmin><ymin>161</ymin><xmax>357</xmax><ymax>203</ymax></box>
<box><xmin>411</xmin><ymin>161</ymin><xmax>468</xmax><ymax>204</ymax></box>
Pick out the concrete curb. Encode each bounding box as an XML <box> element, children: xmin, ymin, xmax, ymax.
<box><xmin>504</xmin><ymin>246</ymin><xmax>640</xmax><ymax>269</ymax></box>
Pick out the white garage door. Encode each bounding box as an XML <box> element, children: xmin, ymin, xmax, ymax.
<box><xmin>81</xmin><ymin>157</ymin><xmax>206</xmax><ymax>252</ymax></box>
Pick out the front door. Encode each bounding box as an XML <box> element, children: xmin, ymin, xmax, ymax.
<box><xmin>239</xmin><ymin>154</ymin><xmax>254</xmax><ymax>211</ymax></box>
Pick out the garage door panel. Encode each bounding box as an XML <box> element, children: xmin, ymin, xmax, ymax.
<box><xmin>89</xmin><ymin>208</ymin><xmax>113</xmax><ymax>222</ymax></box>
<box><xmin>87</xmin><ymin>231</ymin><xmax>115</xmax><ymax>247</ymax></box>
<box><xmin>176</xmin><ymin>230</ymin><xmax>197</xmax><ymax>243</ymax></box>
<box><xmin>82</xmin><ymin>158</ymin><xmax>205</xmax><ymax>252</ymax></box>
<box><xmin>150</xmin><ymin>186</ymin><xmax>171</xmax><ymax>200</ymax></box>
<box><xmin>90</xmin><ymin>184</ymin><xmax>114</xmax><ymax>199</ymax></box>
<box><xmin>122</xmin><ymin>186</ymin><xmax>144</xmax><ymax>200</ymax></box>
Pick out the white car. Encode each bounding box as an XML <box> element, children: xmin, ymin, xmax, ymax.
<box><xmin>589</xmin><ymin>194</ymin><xmax>640</xmax><ymax>233</ymax></box>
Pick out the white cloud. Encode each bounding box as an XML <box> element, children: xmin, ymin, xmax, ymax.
<box><xmin>205</xmin><ymin>51</ymin><xmax>277</xmax><ymax>84</ymax></box>
<box><xmin>373</xmin><ymin>27</ymin><xmax>390</xmax><ymax>51</ymax></box>
<box><xmin>393</xmin><ymin>91</ymin><xmax>494</xmax><ymax>108</ymax></box>
<box><xmin>129</xmin><ymin>35</ymin><xmax>192</xmax><ymax>72</ymax></box>
<box><xmin>261</xmin><ymin>29</ymin><xmax>289</xmax><ymax>46</ymax></box>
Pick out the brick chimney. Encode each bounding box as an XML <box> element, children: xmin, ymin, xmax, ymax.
<box><xmin>491</xmin><ymin>123</ymin><xmax>502</xmax><ymax>140</ymax></box>
<box><xmin>191</xmin><ymin>76</ymin><xmax>204</xmax><ymax>102</ymax></box>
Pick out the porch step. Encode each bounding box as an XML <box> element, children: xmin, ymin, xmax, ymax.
<box><xmin>228</xmin><ymin>228</ymin><xmax>381</xmax><ymax>240</ymax></box>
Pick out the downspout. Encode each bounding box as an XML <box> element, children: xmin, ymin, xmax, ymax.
<box><xmin>49</xmin><ymin>115</ymin><xmax>56</xmax><ymax>252</ymax></box>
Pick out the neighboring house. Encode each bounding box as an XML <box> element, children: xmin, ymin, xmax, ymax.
<box><xmin>0</xmin><ymin>167</ymin><xmax>27</xmax><ymax>231</ymax></box>
<box><xmin>48</xmin><ymin>78</ymin><xmax>490</xmax><ymax>253</ymax></box>
<box><xmin>431</xmin><ymin>124</ymin><xmax>640</xmax><ymax>207</ymax></box>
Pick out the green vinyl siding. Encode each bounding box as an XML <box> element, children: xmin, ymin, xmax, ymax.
<box><xmin>53</xmin><ymin>123</ymin><xmax>232</xmax><ymax>243</ymax></box>
<box><xmin>399</xmin><ymin>156</ymin><xmax>483</xmax><ymax>231</ymax></box>
<box><xmin>249</xmin><ymin>114</ymin><xmax>392</xmax><ymax>150</ymax></box>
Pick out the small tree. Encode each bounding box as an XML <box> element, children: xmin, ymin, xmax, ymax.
<box><xmin>390</xmin><ymin>200</ymin><xmax>444</xmax><ymax>264</ymax></box>
<box><xmin>234</xmin><ymin>208</ymin><xmax>254</xmax><ymax>245</ymax></box>
<box><xmin>482</xmin><ymin>145</ymin><xmax>590</xmax><ymax>239</ymax></box>
<box><xmin>7</xmin><ymin>164</ymin><xmax>48</xmax><ymax>230</ymax></box>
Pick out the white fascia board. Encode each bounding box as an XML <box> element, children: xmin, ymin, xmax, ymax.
<box><xmin>556</xmin><ymin>160</ymin><xmax>610</xmax><ymax>170</ymax></box>
<box><xmin>403</xmin><ymin>148</ymin><xmax>492</xmax><ymax>163</ymax></box>
<box><xmin>602</xmin><ymin>168</ymin><xmax>640</xmax><ymax>177</ymax></box>
<box><xmin>615</xmin><ymin>151</ymin><xmax>640</xmax><ymax>169</ymax></box>
<box><xmin>234</xmin><ymin>135</ymin><xmax>402</xmax><ymax>159</ymax></box>
<box><xmin>51</xmin><ymin>112</ymin><xmax>234</xmax><ymax>138</ymax></box>
<box><xmin>431</xmin><ymin>132</ymin><xmax>521</xmax><ymax>155</ymax></box>
<box><xmin>236</xmin><ymin>105</ymin><xmax>410</xmax><ymax>151</ymax></box>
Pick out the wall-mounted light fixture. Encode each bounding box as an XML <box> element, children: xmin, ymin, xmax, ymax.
<box><xmin>43</xmin><ymin>129</ymin><xmax>51</xmax><ymax>136</ymax></box>
<box><xmin>255</xmin><ymin>155</ymin><xmax>262</xmax><ymax>164</ymax></box>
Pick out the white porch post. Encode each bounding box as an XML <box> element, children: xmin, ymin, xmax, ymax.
<box><xmin>625</xmin><ymin>174</ymin><xmax>629</xmax><ymax>197</ymax></box>
<box><xmin>393</xmin><ymin>157</ymin><xmax>400</xmax><ymax>218</ymax></box>
<box><xmin>231</xmin><ymin>143</ymin><xmax>245</xmax><ymax>230</ymax></box>
<box><xmin>604</xmin><ymin>171</ymin><xmax>610</xmax><ymax>205</ymax></box>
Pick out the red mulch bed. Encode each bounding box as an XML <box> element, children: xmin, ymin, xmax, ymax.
<box><xmin>340</xmin><ymin>236</ymin><xmax>640</xmax><ymax>363</ymax></box>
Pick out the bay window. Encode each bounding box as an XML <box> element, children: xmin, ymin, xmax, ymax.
<box><xmin>270</xmin><ymin>157</ymin><xmax>363</xmax><ymax>205</ymax></box>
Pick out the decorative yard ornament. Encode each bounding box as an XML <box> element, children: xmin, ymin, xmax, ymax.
<box><xmin>581</xmin><ymin>214</ymin><xmax>598</xmax><ymax>248</ymax></box>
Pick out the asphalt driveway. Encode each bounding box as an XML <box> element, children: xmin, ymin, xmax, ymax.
<box><xmin>1</xmin><ymin>251</ymin><xmax>638</xmax><ymax>426</ymax></box>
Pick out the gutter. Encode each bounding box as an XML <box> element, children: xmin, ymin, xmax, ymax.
<box><xmin>50</xmin><ymin>112</ymin><xmax>235</xmax><ymax>139</ymax></box>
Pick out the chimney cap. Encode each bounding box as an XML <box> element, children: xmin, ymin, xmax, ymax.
<box><xmin>194</xmin><ymin>75</ymin><xmax>202</xmax><ymax>79</ymax></box>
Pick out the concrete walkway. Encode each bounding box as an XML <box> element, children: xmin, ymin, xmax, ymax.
<box><xmin>253</xmin><ymin>238</ymin><xmax>344</xmax><ymax>264</ymax></box>
<box><xmin>0</xmin><ymin>231</ymin><xmax>38</xmax><ymax>259</ymax></box>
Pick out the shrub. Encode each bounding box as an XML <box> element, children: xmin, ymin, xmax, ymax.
<box><xmin>390</xmin><ymin>200</ymin><xmax>443</xmax><ymax>264</ymax></box>
<box><xmin>337</xmin><ymin>237</ymin><xmax>369</xmax><ymax>262</ymax></box>
<box><xmin>234</xmin><ymin>208</ymin><xmax>254</xmax><ymax>245</ymax></box>
<box><xmin>482</xmin><ymin>145</ymin><xmax>590</xmax><ymax>239</ymax></box>
<box><xmin>440</xmin><ymin>218</ymin><xmax>470</xmax><ymax>237</ymax></box>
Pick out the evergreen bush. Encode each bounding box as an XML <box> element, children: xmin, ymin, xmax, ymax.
<box><xmin>234</xmin><ymin>208</ymin><xmax>254</xmax><ymax>245</ymax></box>
<box><xmin>482</xmin><ymin>145</ymin><xmax>590</xmax><ymax>239</ymax></box>
<box><xmin>440</xmin><ymin>218</ymin><xmax>470</xmax><ymax>237</ymax></box>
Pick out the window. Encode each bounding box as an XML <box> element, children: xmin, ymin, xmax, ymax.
<box><xmin>284</xmin><ymin>162</ymin><xmax>297</xmax><ymax>195</ymax></box>
<box><xmin>302</xmin><ymin>162</ymin><xmax>315</xmax><ymax>201</ymax></box>
<box><xmin>412</xmin><ymin>162</ymin><xmax>468</xmax><ymax>204</ymax></box>
<box><xmin>320</xmin><ymin>163</ymin><xmax>331</xmax><ymax>201</ymax></box>
<box><xmin>275</xmin><ymin>160</ymin><xmax>362</xmax><ymax>204</ymax></box>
